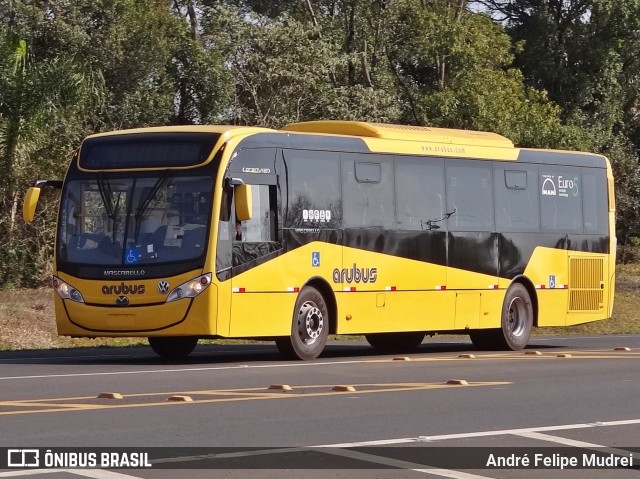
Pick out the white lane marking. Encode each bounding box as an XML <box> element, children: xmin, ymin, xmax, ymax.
<box><xmin>512</xmin><ymin>431</ymin><xmax>637</xmax><ymax>458</ymax></box>
<box><xmin>0</xmin><ymin>360</ymin><xmax>367</xmax><ymax>381</ymax></box>
<box><xmin>530</xmin><ymin>335</ymin><xmax>639</xmax><ymax>341</ymax></box>
<box><xmin>0</xmin><ymin>471</ymin><xmax>58</xmax><ymax>477</ymax></box>
<box><xmin>1</xmin><ymin>333</ymin><xmax>636</xmax><ymax>363</ymax></box>
<box><xmin>154</xmin><ymin>447</ymin><xmax>494</xmax><ymax>479</ymax></box>
<box><xmin>66</xmin><ymin>470</ymin><xmax>144</xmax><ymax>479</ymax></box>
<box><xmin>413</xmin><ymin>470</ymin><xmax>493</xmax><ymax>479</ymax></box>
<box><xmin>513</xmin><ymin>431</ymin><xmax>605</xmax><ymax>448</ymax></box>
<box><xmin>2</xmin><ymin>419</ymin><xmax>637</xmax><ymax>477</ymax></box>
<box><xmin>324</xmin><ymin>418</ymin><xmax>640</xmax><ymax>447</ymax></box>
<box><xmin>143</xmin><ymin>419</ymin><xmax>640</xmax><ymax>471</ymax></box>
<box><xmin>322</xmin><ymin>448</ymin><xmax>493</xmax><ymax>479</ymax></box>
<box><xmin>0</xmin><ymin>470</ymin><xmax>143</xmax><ymax>478</ymax></box>
<box><xmin>0</xmin><ymin>347</ymin><xmax>272</xmax><ymax>363</ymax></box>
<box><xmin>151</xmin><ymin>447</ymin><xmax>308</xmax><ymax>464</ymax></box>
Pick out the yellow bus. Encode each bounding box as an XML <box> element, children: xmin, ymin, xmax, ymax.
<box><xmin>23</xmin><ymin>121</ymin><xmax>616</xmax><ymax>360</ymax></box>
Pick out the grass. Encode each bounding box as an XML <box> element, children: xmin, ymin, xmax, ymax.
<box><xmin>1</xmin><ymin>263</ymin><xmax>638</xmax><ymax>351</ymax></box>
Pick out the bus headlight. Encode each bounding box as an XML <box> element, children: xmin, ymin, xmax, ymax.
<box><xmin>52</xmin><ymin>276</ymin><xmax>85</xmax><ymax>303</ymax></box>
<box><xmin>166</xmin><ymin>273</ymin><xmax>211</xmax><ymax>303</ymax></box>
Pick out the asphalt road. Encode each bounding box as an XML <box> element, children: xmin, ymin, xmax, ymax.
<box><xmin>0</xmin><ymin>334</ymin><xmax>639</xmax><ymax>478</ymax></box>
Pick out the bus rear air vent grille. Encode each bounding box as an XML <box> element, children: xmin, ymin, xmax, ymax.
<box><xmin>568</xmin><ymin>257</ymin><xmax>604</xmax><ymax>312</ymax></box>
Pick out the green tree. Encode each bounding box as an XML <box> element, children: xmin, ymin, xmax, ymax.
<box><xmin>0</xmin><ymin>0</ymin><xmax>233</xmax><ymax>285</ymax></box>
<box><xmin>203</xmin><ymin>3</ymin><xmax>400</xmax><ymax>127</ymax></box>
<box><xmin>0</xmin><ymin>29</ymin><xmax>103</xmax><ymax>286</ymax></box>
<box><xmin>472</xmin><ymin>0</ymin><xmax>640</xmax><ymax>245</ymax></box>
<box><xmin>383</xmin><ymin>0</ymin><xmax>574</xmax><ymax>148</ymax></box>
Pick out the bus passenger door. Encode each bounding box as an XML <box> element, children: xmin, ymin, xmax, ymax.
<box><xmin>393</xmin><ymin>156</ymin><xmax>450</xmax><ymax>331</ymax></box>
<box><xmin>445</xmin><ymin>160</ymin><xmax>499</xmax><ymax>289</ymax></box>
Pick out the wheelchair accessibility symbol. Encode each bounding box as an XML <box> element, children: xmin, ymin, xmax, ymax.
<box><xmin>312</xmin><ymin>252</ymin><xmax>320</xmax><ymax>267</ymax></box>
<box><xmin>549</xmin><ymin>275</ymin><xmax>556</xmax><ymax>289</ymax></box>
<box><xmin>125</xmin><ymin>248</ymin><xmax>140</xmax><ymax>264</ymax></box>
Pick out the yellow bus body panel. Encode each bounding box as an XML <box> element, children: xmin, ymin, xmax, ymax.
<box><xmin>55</xmin><ymin>270</ymin><xmax>219</xmax><ymax>336</ymax></box>
<box><xmin>523</xmin><ymin>247</ymin><xmax>610</xmax><ymax>327</ymax></box>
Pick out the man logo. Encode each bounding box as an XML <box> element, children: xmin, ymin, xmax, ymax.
<box><xmin>541</xmin><ymin>177</ymin><xmax>557</xmax><ymax>196</ymax></box>
<box><xmin>115</xmin><ymin>296</ymin><xmax>129</xmax><ymax>306</ymax></box>
<box><xmin>157</xmin><ymin>281</ymin><xmax>170</xmax><ymax>294</ymax></box>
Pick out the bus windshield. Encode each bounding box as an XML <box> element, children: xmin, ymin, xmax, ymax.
<box><xmin>58</xmin><ymin>174</ymin><xmax>213</xmax><ymax>266</ymax></box>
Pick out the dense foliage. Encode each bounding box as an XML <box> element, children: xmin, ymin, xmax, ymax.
<box><xmin>1</xmin><ymin>0</ymin><xmax>639</xmax><ymax>286</ymax></box>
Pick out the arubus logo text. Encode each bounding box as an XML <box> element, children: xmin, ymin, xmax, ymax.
<box><xmin>101</xmin><ymin>283</ymin><xmax>146</xmax><ymax>295</ymax></box>
<box><xmin>332</xmin><ymin>264</ymin><xmax>378</xmax><ymax>284</ymax></box>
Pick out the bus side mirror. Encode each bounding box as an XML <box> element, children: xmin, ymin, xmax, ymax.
<box><xmin>23</xmin><ymin>187</ymin><xmax>42</xmax><ymax>223</ymax></box>
<box><xmin>235</xmin><ymin>184</ymin><xmax>252</xmax><ymax>221</ymax></box>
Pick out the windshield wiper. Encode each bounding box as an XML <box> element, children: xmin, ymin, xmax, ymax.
<box><xmin>97</xmin><ymin>173</ymin><xmax>119</xmax><ymax>242</ymax></box>
<box><xmin>134</xmin><ymin>171</ymin><xmax>170</xmax><ymax>242</ymax></box>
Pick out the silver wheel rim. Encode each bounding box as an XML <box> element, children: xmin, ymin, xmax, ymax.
<box><xmin>296</xmin><ymin>300</ymin><xmax>324</xmax><ymax>345</ymax></box>
<box><xmin>507</xmin><ymin>296</ymin><xmax>528</xmax><ymax>337</ymax></box>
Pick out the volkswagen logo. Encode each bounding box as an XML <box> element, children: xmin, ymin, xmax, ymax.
<box><xmin>157</xmin><ymin>280</ymin><xmax>170</xmax><ymax>294</ymax></box>
<box><xmin>115</xmin><ymin>296</ymin><xmax>129</xmax><ymax>306</ymax></box>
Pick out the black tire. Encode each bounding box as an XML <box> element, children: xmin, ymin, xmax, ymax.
<box><xmin>500</xmin><ymin>283</ymin><xmax>533</xmax><ymax>350</ymax></box>
<box><xmin>468</xmin><ymin>329</ymin><xmax>497</xmax><ymax>350</ymax></box>
<box><xmin>469</xmin><ymin>283</ymin><xmax>533</xmax><ymax>351</ymax></box>
<box><xmin>365</xmin><ymin>332</ymin><xmax>425</xmax><ymax>352</ymax></box>
<box><xmin>275</xmin><ymin>286</ymin><xmax>329</xmax><ymax>360</ymax></box>
<box><xmin>148</xmin><ymin>336</ymin><xmax>198</xmax><ymax>358</ymax></box>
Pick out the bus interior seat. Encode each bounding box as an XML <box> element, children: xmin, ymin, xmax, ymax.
<box><xmin>192</xmin><ymin>193</ymin><xmax>210</xmax><ymax>225</ymax></box>
<box><xmin>165</xmin><ymin>193</ymin><xmax>182</xmax><ymax>226</ymax></box>
<box><xmin>138</xmin><ymin>215</ymin><xmax>160</xmax><ymax>242</ymax></box>
<box><xmin>148</xmin><ymin>225</ymin><xmax>168</xmax><ymax>250</ymax></box>
<box><xmin>97</xmin><ymin>235</ymin><xmax>121</xmax><ymax>258</ymax></box>
<box><xmin>182</xmin><ymin>226</ymin><xmax>205</xmax><ymax>251</ymax></box>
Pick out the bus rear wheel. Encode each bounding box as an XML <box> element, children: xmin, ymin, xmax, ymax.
<box><xmin>148</xmin><ymin>336</ymin><xmax>198</xmax><ymax>358</ymax></box>
<box><xmin>469</xmin><ymin>283</ymin><xmax>533</xmax><ymax>351</ymax></box>
<box><xmin>365</xmin><ymin>332</ymin><xmax>425</xmax><ymax>352</ymax></box>
<box><xmin>275</xmin><ymin>286</ymin><xmax>329</xmax><ymax>360</ymax></box>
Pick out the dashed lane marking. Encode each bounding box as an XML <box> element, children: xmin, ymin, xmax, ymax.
<box><xmin>0</xmin><ymin>348</ymin><xmax>638</xmax><ymax>382</ymax></box>
<box><xmin>0</xmin><ymin>381</ymin><xmax>510</xmax><ymax>417</ymax></box>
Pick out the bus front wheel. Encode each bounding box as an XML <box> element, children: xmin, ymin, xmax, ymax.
<box><xmin>275</xmin><ymin>286</ymin><xmax>329</xmax><ymax>360</ymax></box>
<box><xmin>148</xmin><ymin>336</ymin><xmax>198</xmax><ymax>358</ymax></box>
<box><xmin>469</xmin><ymin>283</ymin><xmax>533</xmax><ymax>351</ymax></box>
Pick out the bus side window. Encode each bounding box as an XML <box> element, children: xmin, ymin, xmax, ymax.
<box><xmin>446</xmin><ymin>161</ymin><xmax>494</xmax><ymax>231</ymax></box>
<box><xmin>395</xmin><ymin>156</ymin><xmax>445</xmax><ymax>230</ymax></box>
<box><xmin>231</xmin><ymin>184</ymin><xmax>280</xmax><ymax>268</ymax></box>
<box><xmin>582</xmin><ymin>169</ymin><xmax>608</xmax><ymax>234</ymax></box>
<box><xmin>234</xmin><ymin>219</ymin><xmax>243</xmax><ymax>241</ymax></box>
<box><xmin>237</xmin><ymin>184</ymin><xmax>277</xmax><ymax>243</ymax></box>
<box><xmin>494</xmin><ymin>167</ymin><xmax>539</xmax><ymax>233</ymax></box>
<box><xmin>342</xmin><ymin>154</ymin><xmax>394</xmax><ymax>228</ymax></box>
<box><xmin>282</xmin><ymin>149</ymin><xmax>342</xmax><ymax>229</ymax></box>
<box><xmin>540</xmin><ymin>167</ymin><xmax>582</xmax><ymax>233</ymax></box>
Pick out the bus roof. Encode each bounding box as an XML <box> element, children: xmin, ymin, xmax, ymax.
<box><xmin>82</xmin><ymin>122</ymin><xmax>606</xmax><ymax>169</ymax></box>
<box><xmin>281</xmin><ymin>121</ymin><xmax>514</xmax><ymax>149</ymax></box>
<box><xmin>85</xmin><ymin>125</ymin><xmax>273</xmax><ymax>140</ymax></box>
<box><xmin>87</xmin><ymin>123</ymin><xmax>514</xmax><ymax>150</ymax></box>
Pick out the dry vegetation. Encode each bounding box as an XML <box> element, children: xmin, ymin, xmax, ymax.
<box><xmin>0</xmin><ymin>289</ymin><xmax>146</xmax><ymax>350</ymax></box>
<box><xmin>0</xmin><ymin>264</ymin><xmax>638</xmax><ymax>351</ymax></box>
